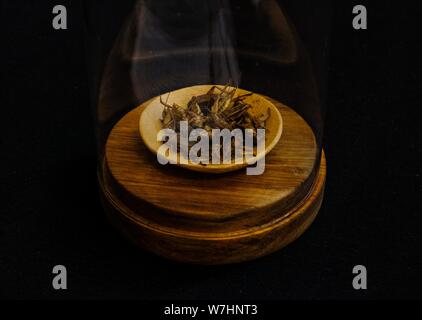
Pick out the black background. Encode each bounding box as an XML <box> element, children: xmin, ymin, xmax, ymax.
<box><xmin>1</xmin><ymin>0</ymin><xmax>421</xmax><ymax>300</ymax></box>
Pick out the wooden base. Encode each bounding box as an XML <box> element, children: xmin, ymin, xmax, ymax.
<box><xmin>100</xmin><ymin>98</ymin><xmax>326</xmax><ymax>265</ymax></box>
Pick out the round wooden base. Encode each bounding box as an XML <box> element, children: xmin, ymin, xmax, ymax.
<box><xmin>100</xmin><ymin>98</ymin><xmax>326</xmax><ymax>265</ymax></box>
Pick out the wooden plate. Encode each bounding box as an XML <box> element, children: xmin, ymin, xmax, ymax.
<box><xmin>139</xmin><ymin>85</ymin><xmax>283</xmax><ymax>173</ymax></box>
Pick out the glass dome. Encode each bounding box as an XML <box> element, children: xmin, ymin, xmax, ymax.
<box><xmin>84</xmin><ymin>0</ymin><xmax>331</xmax><ymax>264</ymax></box>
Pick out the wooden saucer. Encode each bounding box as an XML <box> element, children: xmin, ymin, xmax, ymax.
<box><xmin>100</xmin><ymin>97</ymin><xmax>326</xmax><ymax>265</ymax></box>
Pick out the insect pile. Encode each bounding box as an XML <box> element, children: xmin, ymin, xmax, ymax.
<box><xmin>160</xmin><ymin>85</ymin><xmax>270</xmax><ymax>161</ymax></box>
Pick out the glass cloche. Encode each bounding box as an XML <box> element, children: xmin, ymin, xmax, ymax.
<box><xmin>84</xmin><ymin>0</ymin><xmax>331</xmax><ymax>264</ymax></box>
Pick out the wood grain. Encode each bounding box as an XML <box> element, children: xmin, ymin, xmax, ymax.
<box><xmin>100</xmin><ymin>98</ymin><xmax>326</xmax><ymax>264</ymax></box>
